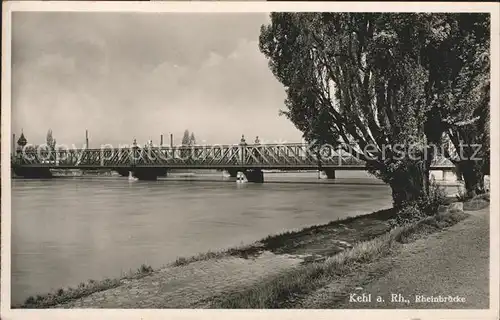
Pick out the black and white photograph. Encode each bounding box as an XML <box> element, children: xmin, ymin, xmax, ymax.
<box><xmin>1</xmin><ymin>1</ymin><xmax>499</xmax><ymax>319</ymax></box>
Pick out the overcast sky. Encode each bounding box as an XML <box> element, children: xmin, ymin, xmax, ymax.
<box><xmin>11</xmin><ymin>12</ymin><xmax>303</xmax><ymax>147</ymax></box>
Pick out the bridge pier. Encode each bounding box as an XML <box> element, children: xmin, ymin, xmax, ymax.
<box><xmin>226</xmin><ymin>169</ymin><xmax>238</xmax><ymax>178</ymax></box>
<box><xmin>243</xmin><ymin>169</ymin><xmax>264</xmax><ymax>183</ymax></box>
<box><xmin>323</xmin><ymin>169</ymin><xmax>336</xmax><ymax>179</ymax></box>
<box><xmin>12</xmin><ymin>166</ymin><xmax>53</xmax><ymax>179</ymax></box>
<box><xmin>157</xmin><ymin>168</ymin><xmax>168</xmax><ymax>177</ymax></box>
<box><xmin>115</xmin><ymin>168</ymin><xmax>130</xmax><ymax>177</ymax></box>
<box><xmin>132</xmin><ymin>168</ymin><xmax>167</xmax><ymax>181</ymax></box>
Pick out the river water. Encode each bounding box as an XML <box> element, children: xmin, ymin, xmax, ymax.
<box><xmin>11</xmin><ymin>171</ymin><xmax>393</xmax><ymax>305</ymax></box>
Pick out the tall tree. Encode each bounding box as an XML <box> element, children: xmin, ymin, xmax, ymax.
<box><xmin>189</xmin><ymin>132</ymin><xmax>196</xmax><ymax>146</ymax></box>
<box><xmin>181</xmin><ymin>129</ymin><xmax>190</xmax><ymax>146</ymax></box>
<box><xmin>180</xmin><ymin>129</ymin><xmax>191</xmax><ymax>158</ymax></box>
<box><xmin>260</xmin><ymin>13</ymin><xmax>443</xmax><ymax>207</ymax></box>
<box><xmin>421</xmin><ymin>13</ymin><xmax>490</xmax><ymax>196</ymax></box>
<box><xmin>46</xmin><ymin>129</ymin><xmax>56</xmax><ymax>150</ymax></box>
<box><xmin>260</xmin><ymin>13</ymin><xmax>489</xmax><ymax>204</ymax></box>
<box><xmin>46</xmin><ymin>129</ymin><xmax>57</xmax><ymax>161</ymax></box>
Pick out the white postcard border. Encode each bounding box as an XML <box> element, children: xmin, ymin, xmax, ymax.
<box><xmin>2</xmin><ymin>2</ymin><xmax>499</xmax><ymax>320</ymax></box>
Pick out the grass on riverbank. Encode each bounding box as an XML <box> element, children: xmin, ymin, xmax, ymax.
<box><xmin>171</xmin><ymin>243</ymin><xmax>265</xmax><ymax>267</ymax></box>
<box><xmin>206</xmin><ymin>209</ymin><xmax>470</xmax><ymax>308</ymax></box>
<box><xmin>462</xmin><ymin>193</ymin><xmax>490</xmax><ymax>211</ymax></box>
<box><xmin>18</xmin><ymin>264</ymin><xmax>154</xmax><ymax>309</ymax></box>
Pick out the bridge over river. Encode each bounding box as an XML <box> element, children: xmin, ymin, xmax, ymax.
<box><xmin>12</xmin><ymin>141</ymin><xmax>456</xmax><ymax>182</ymax></box>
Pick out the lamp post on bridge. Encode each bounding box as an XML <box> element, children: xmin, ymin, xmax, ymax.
<box><xmin>239</xmin><ymin>135</ymin><xmax>247</xmax><ymax>166</ymax></box>
<box><xmin>85</xmin><ymin>129</ymin><xmax>89</xmax><ymax>149</ymax></box>
<box><xmin>254</xmin><ymin>136</ymin><xmax>262</xmax><ymax>164</ymax></box>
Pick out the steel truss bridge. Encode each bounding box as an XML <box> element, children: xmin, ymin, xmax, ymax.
<box><xmin>12</xmin><ymin>143</ymin><xmax>455</xmax><ymax>181</ymax></box>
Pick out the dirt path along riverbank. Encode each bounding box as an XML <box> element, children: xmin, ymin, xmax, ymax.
<box><xmin>301</xmin><ymin>207</ymin><xmax>490</xmax><ymax>309</ymax></box>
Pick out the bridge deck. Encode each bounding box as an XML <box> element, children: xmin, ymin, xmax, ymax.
<box><xmin>12</xmin><ymin>143</ymin><xmax>455</xmax><ymax>170</ymax></box>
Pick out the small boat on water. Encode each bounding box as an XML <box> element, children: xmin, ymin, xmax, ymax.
<box><xmin>319</xmin><ymin>171</ymin><xmax>328</xmax><ymax>179</ymax></box>
<box><xmin>236</xmin><ymin>172</ymin><xmax>248</xmax><ymax>184</ymax></box>
<box><xmin>128</xmin><ymin>171</ymin><xmax>138</xmax><ymax>182</ymax></box>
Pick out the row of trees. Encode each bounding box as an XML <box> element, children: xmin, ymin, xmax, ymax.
<box><xmin>259</xmin><ymin>13</ymin><xmax>490</xmax><ymax>207</ymax></box>
<box><xmin>16</xmin><ymin>129</ymin><xmax>56</xmax><ymax>150</ymax></box>
<box><xmin>181</xmin><ymin>129</ymin><xmax>196</xmax><ymax>146</ymax></box>
<box><xmin>21</xmin><ymin>130</ymin><xmax>199</xmax><ymax>148</ymax></box>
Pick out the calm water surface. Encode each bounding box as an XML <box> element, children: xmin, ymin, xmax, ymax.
<box><xmin>11</xmin><ymin>171</ymin><xmax>392</xmax><ymax>304</ymax></box>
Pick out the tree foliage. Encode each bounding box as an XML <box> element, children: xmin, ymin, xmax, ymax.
<box><xmin>421</xmin><ymin>14</ymin><xmax>490</xmax><ymax>196</ymax></box>
<box><xmin>181</xmin><ymin>130</ymin><xmax>191</xmax><ymax>146</ymax></box>
<box><xmin>259</xmin><ymin>13</ymin><xmax>490</xmax><ymax>206</ymax></box>
<box><xmin>46</xmin><ymin>129</ymin><xmax>56</xmax><ymax>150</ymax></box>
<box><xmin>181</xmin><ymin>130</ymin><xmax>197</xmax><ymax>146</ymax></box>
<box><xmin>189</xmin><ymin>132</ymin><xmax>196</xmax><ymax>146</ymax></box>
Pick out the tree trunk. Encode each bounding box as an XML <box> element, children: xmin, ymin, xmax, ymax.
<box><xmin>459</xmin><ymin>160</ymin><xmax>485</xmax><ymax>198</ymax></box>
<box><xmin>389</xmin><ymin>161</ymin><xmax>429</xmax><ymax>209</ymax></box>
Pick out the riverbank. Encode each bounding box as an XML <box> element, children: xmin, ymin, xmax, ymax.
<box><xmin>17</xmin><ymin>205</ymin><xmax>396</xmax><ymax>308</ymax></box>
<box><xmin>206</xmin><ymin>208</ymin><xmax>474</xmax><ymax>308</ymax></box>
<box><xmin>205</xmin><ymin>196</ymin><xmax>489</xmax><ymax>309</ymax></box>
<box><xmin>320</xmin><ymin>206</ymin><xmax>490</xmax><ymax>309</ymax></box>
<box><xmin>16</xmin><ymin>194</ymin><xmax>488</xmax><ymax>309</ymax></box>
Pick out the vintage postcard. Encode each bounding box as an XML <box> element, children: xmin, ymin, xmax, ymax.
<box><xmin>1</xmin><ymin>1</ymin><xmax>499</xmax><ymax>320</ymax></box>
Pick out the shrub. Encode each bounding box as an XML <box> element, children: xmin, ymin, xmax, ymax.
<box><xmin>416</xmin><ymin>179</ymin><xmax>447</xmax><ymax>215</ymax></box>
<box><xmin>390</xmin><ymin>179</ymin><xmax>447</xmax><ymax>227</ymax></box>
<box><xmin>456</xmin><ymin>185</ymin><xmax>471</xmax><ymax>202</ymax></box>
<box><xmin>390</xmin><ymin>203</ymin><xmax>426</xmax><ymax>227</ymax></box>
<box><xmin>173</xmin><ymin>257</ymin><xmax>188</xmax><ymax>266</ymax></box>
<box><xmin>25</xmin><ymin>296</ymin><xmax>35</xmax><ymax>305</ymax></box>
<box><xmin>138</xmin><ymin>264</ymin><xmax>153</xmax><ymax>274</ymax></box>
<box><xmin>473</xmin><ymin>192</ymin><xmax>490</xmax><ymax>202</ymax></box>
